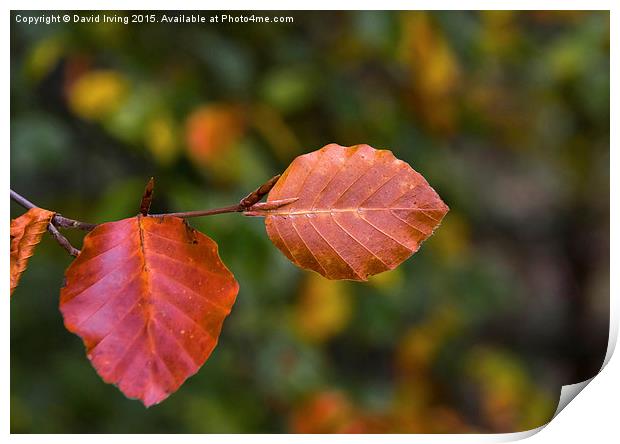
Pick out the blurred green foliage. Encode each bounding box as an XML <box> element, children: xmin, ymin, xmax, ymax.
<box><xmin>10</xmin><ymin>11</ymin><xmax>609</xmax><ymax>433</ymax></box>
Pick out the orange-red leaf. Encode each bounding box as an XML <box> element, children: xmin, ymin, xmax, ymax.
<box><xmin>185</xmin><ymin>104</ymin><xmax>244</xmax><ymax>167</ymax></box>
<box><xmin>259</xmin><ymin>144</ymin><xmax>449</xmax><ymax>281</ymax></box>
<box><xmin>59</xmin><ymin>216</ymin><xmax>239</xmax><ymax>406</ymax></box>
<box><xmin>10</xmin><ymin>207</ymin><xmax>55</xmax><ymax>296</ymax></box>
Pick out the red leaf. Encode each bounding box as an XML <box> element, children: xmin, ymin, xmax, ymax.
<box><xmin>258</xmin><ymin>144</ymin><xmax>449</xmax><ymax>280</ymax></box>
<box><xmin>10</xmin><ymin>207</ymin><xmax>55</xmax><ymax>296</ymax></box>
<box><xmin>60</xmin><ymin>216</ymin><xmax>239</xmax><ymax>406</ymax></box>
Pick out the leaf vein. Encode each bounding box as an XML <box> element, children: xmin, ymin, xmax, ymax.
<box><xmin>358</xmin><ymin>213</ymin><xmax>414</xmax><ymax>253</ymax></box>
<box><xmin>358</xmin><ymin>168</ymin><xmax>404</xmax><ymax>207</ymax></box>
<box><xmin>330</xmin><ymin>214</ymin><xmax>390</xmax><ymax>269</ymax></box>
<box><xmin>331</xmin><ymin>161</ymin><xmax>376</xmax><ymax>207</ymax></box>
<box><xmin>389</xmin><ymin>210</ymin><xmax>428</xmax><ymax>236</ymax></box>
<box><xmin>64</xmin><ymin>253</ymin><xmax>140</xmax><ymax>303</ymax></box>
<box><xmin>155</xmin><ymin>268</ymin><xmax>229</xmax><ymax>312</ymax></box>
<box><xmin>309</xmin><ymin>149</ymin><xmax>352</xmax><ymax>210</ymax></box>
<box><xmin>74</xmin><ymin>270</ymin><xmax>142</xmax><ymax>330</ymax></box>
<box><xmin>305</xmin><ymin>215</ymin><xmax>364</xmax><ymax>280</ymax></box>
<box><xmin>151</xmin><ymin>319</ymin><xmax>201</xmax><ymax>368</ymax></box>
<box><xmin>289</xmin><ymin>218</ymin><xmax>330</xmax><ymax>277</ymax></box>
<box><xmin>75</xmin><ymin>231</ymin><xmax>134</xmax><ymax>268</ymax></box>
<box><xmin>269</xmin><ymin>218</ymin><xmax>298</xmax><ymax>265</ymax></box>
<box><xmin>146</xmin><ymin>249</ymin><xmax>229</xmax><ymax>281</ymax></box>
<box><xmin>155</xmin><ymin>296</ymin><xmax>213</xmax><ymax>340</ymax></box>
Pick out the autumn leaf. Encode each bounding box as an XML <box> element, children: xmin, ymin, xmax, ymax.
<box><xmin>10</xmin><ymin>207</ymin><xmax>55</xmax><ymax>296</ymax></box>
<box><xmin>59</xmin><ymin>215</ymin><xmax>238</xmax><ymax>406</ymax></box>
<box><xmin>290</xmin><ymin>391</ymin><xmax>356</xmax><ymax>433</ymax></box>
<box><xmin>253</xmin><ymin>143</ymin><xmax>449</xmax><ymax>281</ymax></box>
<box><xmin>185</xmin><ymin>104</ymin><xmax>245</xmax><ymax>167</ymax></box>
<box><xmin>400</xmin><ymin>13</ymin><xmax>460</xmax><ymax>133</ymax></box>
<box><xmin>145</xmin><ymin>114</ymin><xmax>180</xmax><ymax>165</ymax></box>
<box><xmin>66</xmin><ymin>69</ymin><xmax>128</xmax><ymax>121</ymax></box>
<box><xmin>294</xmin><ymin>274</ymin><xmax>352</xmax><ymax>343</ymax></box>
<box><xmin>26</xmin><ymin>37</ymin><xmax>64</xmax><ymax>81</ymax></box>
<box><xmin>290</xmin><ymin>391</ymin><xmax>392</xmax><ymax>433</ymax></box>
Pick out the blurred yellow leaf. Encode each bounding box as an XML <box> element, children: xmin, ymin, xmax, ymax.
<box><xmin>520</xmin><ymin>390</ymin><xmax>556</xmax><ymax>430</ymax></box>
<box><xmin>549</xmin><ymin>39</ymin><xmax>590</xmax><ymax>82</ymax></box>
<box><xmin>26</xmin><ymin>38</ymin><xmax>64</xmax><ymax>81</ymax></box>
<box><xmin>251</xmin><ymin>103</ymin><xmax>302</xmax><ymax>162</ymax></box>
<box><xmin>397</xmin><ymin>327</ymin><xmax>438</xmax><ymax>372</ymax></box>
<box><xmin>185</xmin><ymin>104</ymin><xmax>245</xmax><ymax>168</ymax></box>
<box><xmin>396</xmin><ymin>306</ymin><xmax>460</xmax><ymax>375</ymax></box>
<box><xmin>479</xmin><ymin>11</ymin><xmax>518</xmax><ymax>56</ymax></box>
<box><xmin>145</xmin><ymin>114</ymin><xmax>179</xmax><ymax>165</ymax></box>
<box><xmin>400</xmin><ymin>12</ymin><xmax>460</xmax><ymax>133</ymax></box>
<box><xmin>91</xmin><ymin>20</ymin><xmax>128</xmax><ymax>46</ymax></box>
<box><xmin>294</xmin><ymin>274</ymin><xmax>352</xmax><ymax>343</ymax></box>
<box><xmin>67</xmin><ymin>70</ymin><xmax>128</xmax><ymax>121</ymax></box>
<box><xmin>465</xmin><ymin>346</ymin><xmax>556</xmax><ymax>432</ymax></box>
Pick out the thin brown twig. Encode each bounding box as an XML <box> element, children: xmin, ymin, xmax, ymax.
<box><xmin>150</xmin><ymin>174</ymin><xmax>284</xmax><ymax>219</ymax></box>
<box><xmin>53</xmin><ymin>215</ymin><xmax>97</xmax><ymax>231</ymax></box>
<box><xmin>10</xmin><ymin>174</ymin><xmax>287</xmax><ymax>257</ymax></box>
<box><xmin>152</xmin><ymin>204</ymin><xmax>247</xmax><ymax>219</ymax></box>
<box><xmin>11</xmin><ymin>189</ymin><xmax>83</xmax><ymax>256</ymax></box>
<box><xmin>47</xmin><ymin>223</ymin><xmax>80</xmax><ymax>257</ymax></box>
<box><xmin>10</xmin><ymin>190</ymin><xmax>97</xmax><ymax>231</ymax></box>
<box><xmin>9</xmin><ymin>189</ymin><xmax>35</xmax><ymax>211</ymax></box>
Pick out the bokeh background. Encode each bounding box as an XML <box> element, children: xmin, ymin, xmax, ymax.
<box><xmin>10</xmin><ymin>10</ymin><xmax>609</xmax><ymax>433</ymax></box>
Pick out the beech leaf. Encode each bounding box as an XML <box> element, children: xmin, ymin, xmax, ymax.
<box><xmin>256</xmin><ymin>144</ymin><xmax>449</xmax><ymax>280</ymax></box>
<box><xmin>10</xmin><ymin>207</ymin><xmax>55</xmax><ymax>296</ymax></box>
<box><xmin>60</xmin><ymin>215</ymin><xmax>239</xmax><ymax>406</ymax></box>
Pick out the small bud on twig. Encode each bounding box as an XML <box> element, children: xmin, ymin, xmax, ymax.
<box><xmin>139</xmin><ymin>177</ymin><xmax>155</xmax><ymax>216</ymax></box>
<box><xmin>239</xmin><ymin>174</ymin><xmax>281</xmax><ymax>209</ymax></box>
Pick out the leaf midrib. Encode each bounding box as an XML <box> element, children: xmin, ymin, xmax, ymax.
<box><xmin>263</xmin><ymin>207</ymin><xmax>441</xmax><ymax>216</ymax></box>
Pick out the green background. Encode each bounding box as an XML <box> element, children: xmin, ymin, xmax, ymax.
<box><xmin>10</xmin><ymin>11</ymin><xmax>609</xmax><ymax>433</ymax></box>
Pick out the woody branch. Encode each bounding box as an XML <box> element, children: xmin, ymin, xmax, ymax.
<box><xmin>10</xmin><ymin>174</ymin><xmax>292</xmax><ymax>257</ymax></box>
